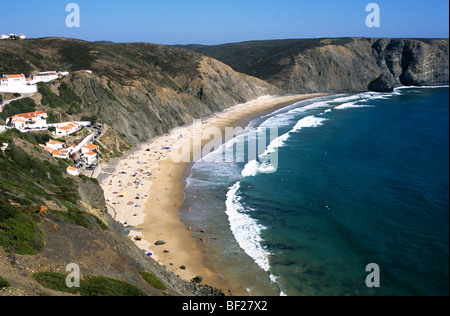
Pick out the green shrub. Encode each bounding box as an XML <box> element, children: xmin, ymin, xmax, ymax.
<box><xmin>0</xmin><ymin>98</ymin><xmax>37</xmax><ymax>120</ymax></box>
<box><xmin>0</xmin><ymin>276</ymin><xmax>10</xmax><ymax>289</ymax></box>
<box><xmin>79</xmin><ymin>276</ymin><xmax>147</xmax><ymax>296</ymax></box>
<box><xmin>139</xmin><ymin>271</ymin><xmax>167</xmax><ymax>291</ymax></box>
<box><xmin>33</xmin><ymin>273</ymin><xmax>147</xmax><ymax>296</ymax></box>
<box><xmin>32</xmin><ymin>272</ymin><xmax>80</xmax><ymax>294</ymax></box>
<box><xmin>0</xmin><ymin>212</ymin><xmax>45</xmax><ymax>255</ymax></box>
<box><xmin>38</xmin><ymin>83</ymin><xmax>64</xmax><ymax>109</ymax></box>
<box><xmin>52</xmin><ymin>208</ymin><xmax>94</xmax><ymax>230</ymax></box>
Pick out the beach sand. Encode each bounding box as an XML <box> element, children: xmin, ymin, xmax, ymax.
<box><xmin>100</xmin><ymin>93</ymin><xmax>328</xmax><ymax>296</ymax></box>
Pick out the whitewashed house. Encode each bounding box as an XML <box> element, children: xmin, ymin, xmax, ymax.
<box><xmin>1</xmin><ymin>143</ymin><xmax>8</xmax><ymax>151</ymax></box>
<box><xmin>45</xmin><ymin>140</ymin><xmax>65</xmax><ymax>151</ymax></box>
<box><xmin>41</xmin><ymin>140</ymin><xmax>73</xmax><ymax>159</ymax></box>
<box><xmin>54</xmin><ymin>122</ymin><xmax>81</xmax><ymax>136</ymax></box>
<box><xmin>81</xmin><ymin>143</ymin><xmax>99</xmax><ymax>154</ymax></box>
<box><xmin>31</xmin><ymin>71</ymin><xmax>59</xmax><ymax>84</ymax></box>
<box><xmin>83</xmin><ymin>151</ymin><xmax>97</xmax><ymax>165</ymax></box>
<box><xmin>0</xmin><ymin>34</ymin><xmax>8</xmax><ymax>40</ymax></box>
<box><xmin>7</xmin><ymin>111</ymin><xmax>48</xmax><ymax>130</ymax></box>
<box><xmin>67</xmin><ymin>166</ymin><xmax>79</xmax><ymax>176</ymax></box>
<box><xmin>0</xmin><ymin>74</ymin><xmax>37</xmax><ymax>93</ymax></box>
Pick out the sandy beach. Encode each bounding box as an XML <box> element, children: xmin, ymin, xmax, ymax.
<box><xmin>100</xmin><ymin>93</ymin><xmax>328</xmax><ymax>295</ymax></box>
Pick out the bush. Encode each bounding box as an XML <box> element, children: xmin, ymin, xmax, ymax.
<box><xmin>52</xmin><ymin>208</ymin><xmax>94</xmax><ymax>230</ymax></box>
<box><xmin>0</xmin><ymin>276</ymin><xmax>10</xmax><ymax>289</ymax></box>
<box><xmin>139</xmin><ymin>271</ymin><xmax>167</xmax><ymax>291</ymax></box>
<box><xmin>32</xmin><ymin>272</ymin><xmax>79</xmax><ymax>294</ymax></box>
<box><xmin>0</xmin><ymin>212</ymin><xmax>45</xmax><ymax>255</ymax></box>
<box><xmin>0</xmin><ymin>98</ymin><xmax>37</xmax><ymax>120</ymax></box>
<box><xmin>38</xmin><ymin>83</ymin><xmax>64</xmax><ymax>109</ymax></box>
<box><xmin>33</xmin><ymin>273</ymin><xmax>147</xmax><ymax>296</ymax></box>
<box><xmin>80</xmin><ymin>276</ymin><xmax>147</xmax><ymax>296</ymax></box>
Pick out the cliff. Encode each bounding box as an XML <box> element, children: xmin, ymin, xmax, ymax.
<box><xmin>0</xmin><ymin>130</ymin><xmax>224</xmax><ymax>296</ymax></box>
<box><xmin>181</xmin><ymin>37</ymin><xmax>449</xmax><ymax>93</ymax></box>
<box><xmin>1</xmin><ymin>38</ymin><xmax>282</xmax><ymax>145</ymax></box>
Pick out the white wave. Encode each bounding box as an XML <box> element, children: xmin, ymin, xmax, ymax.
<box><xmin>292</xmin><ymin>115</ymin><xmax>327</xmax><ymax>132</ymax></box>
<box><xmin>329</xmin><ymin>94</ymin><xmax>364</xmax><ymax>103</ymax></box>
<box><xmin>241</xmin><ymin>159</ymin><xmax>260</xmax><ymax>177</ymax></box>
<box><xmin>258</xmin><ymin>115</ymin><xmax>327</xmax><ymax>164</ymax></box>
<box><xmin>395</xmin><ymin>85</ymin><xmax>449</xmax><ymax>90</ymax></box>
<box><xmin>259</xmin><ymin>99</ymin><xmax>330</xmax><ymax>128</ymax></box>
<box><xmin>225</xmin><ymin>182</ymin><xmax>271</xmax><ymax>272</ymax></box>
<box><xmin>334</xmin><ymin>101</ymin><xmax>375</xmax><ymax>110</ymax></box>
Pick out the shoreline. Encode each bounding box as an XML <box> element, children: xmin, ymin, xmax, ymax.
<box><xmin>99</xmin><ymin>93</ymin><xmax>329</xmax><ymax>296</ymax></box>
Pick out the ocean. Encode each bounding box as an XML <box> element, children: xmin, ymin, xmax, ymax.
<box><xmin>180</xmin><ymin>87</ymin><xmax>449</xmax><ymax>296</ymax></box>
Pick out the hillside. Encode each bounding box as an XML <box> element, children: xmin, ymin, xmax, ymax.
<box><xmin>1</xmin><ymin>38</ymin><xmax>282</xmax><ymax>147</ymax></box>
<box><xmin>179</xmin><ymin>37</ymin><xmax>449</xmax><ymax>93</ymax></box>
<box><xmin>0</xmin><ymin>130</ymin><xmax>224</xmax><ymax>296</ymax></box>
<box><xmin>0</xmin><ymin>37</ymin><xmax>283</xmax><ymax>296</ymax></box>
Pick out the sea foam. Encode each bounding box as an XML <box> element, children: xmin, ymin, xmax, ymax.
<box><xmin>225</xmin><ymin>181</ymin><xmax>271</xmax><ymax>272</ymax></box>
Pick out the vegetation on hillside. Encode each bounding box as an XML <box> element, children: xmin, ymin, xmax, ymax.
<box><xmin>0</xmin><ymin>130</ymin><xmax>103</xmax><ymax>255</ymax></box>
<box><xmin>32</xmin><ymin>272</ymin><xmax>147</xmax><ymax>296</ymax></box>
<box><xmin>180</xmin><ymin>38</ymin><xmax>355</xmax><ymax>80</ymax></box>
<box><xmin>0</xmin><ymin>98</ymin><xmax>37</xmax><ymax>121</ymax></box>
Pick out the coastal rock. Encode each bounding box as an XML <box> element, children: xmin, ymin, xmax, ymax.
<box><xmin>368</xmin><ymin>73</ymin><xmax>396</xmax><ymax>92</ymax></box>
<box><xmin>154</xmin><ymin>240</ymin><xmax>166</xmax><ymax>246</ymax></box>
<box><xmin>192</xmin><ymin>275</ymin><xmax>203</xmax><ymax>284</ymax></box>
<box><xmin>184</xmin><ymin>38</ymin><xmax>449</xmax><ymax>93</ymax></box>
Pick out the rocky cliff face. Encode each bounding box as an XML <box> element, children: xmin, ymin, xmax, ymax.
<box><xmin>0</xmin><ymin>38</ymin><xmax>281</xmax><ymax>144</ymax></box>
<box><xmin>68</xmin><ymin>56</ymin><xmax>281</xmax><ymax>144</ymax></box>
<box><xmin>184</xmin><ymin>38</ymin><xmax>449</xmax><ymax>93</ymax></box>
<box><xmin>270</xmin><ymin>38</ymin><xmax>449</xmax><ymax>93</ymax></box>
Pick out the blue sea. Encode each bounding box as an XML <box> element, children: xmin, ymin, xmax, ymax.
<box><xmin>180</xmin><ymin>87</ymin><xmax>449</xmax><ymax>296</ymax></box>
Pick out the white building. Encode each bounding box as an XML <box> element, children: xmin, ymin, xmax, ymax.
<box><xmin>81</xmin><ymin>143</ymin><xmax>99</xmax><ymax>154</ymax></box>
<box><xmin>54</xmin><ymin>122</ymin><xmax>81</xmax><ymax>136</ymax></box>
<box><xmin>41</xmin><ymin>140</ymin><xmax>73</xmax><ymax>159</ymax></box>
<box><xmin>7</xmin><ymin>111</ymin><xmax>48</xmax><ymax>130</ymax></box>
<box><xmin>0</xmin><ymin>74</ymin><xmax>37</xmax><ymax>93</ymax></box>
<box><xmin>45</xmin><ymin>140</ymin><xmax>65</xmax><ymax>151</ymax></box>
<box><xmin>0</xmin><ymin>33</ymin><xmax>25</xmax><ymax>39</ymax></box>
<box><xmin>67</xmin><ymin>166</ymin><xmax>79</xmax><ymax>176</ymax></box>
<box><xmin>83</xmin><ymin>151</ymin><xmax>97</xmax><ymax>165</ymax></box>
<box><xmin>31</xmin><ymin>71</ymin><xmax>59</xmax><ymax>84</ymax></box>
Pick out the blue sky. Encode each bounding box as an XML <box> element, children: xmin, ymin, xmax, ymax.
<box><xmin>1</xmin><ymin>0</ymin><xmax>449</xmax><ymax>44</ymax></box>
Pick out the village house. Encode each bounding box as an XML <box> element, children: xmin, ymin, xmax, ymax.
<box><xmin>0</xmin><ymin>73</ymin><xmax>37</xmax><ymax>93</ymax></box>
<box><xmin>83</xmin><ymin>151</ymin><xmax>97</xmax><ymax>165</ymax></box>
<box><xmin>7</xmin><ymin>111</ymin><xmax>48</xmax><ymax>130</ymax></box>
<box><xmin>45</xmin><ymin>139</ymin><xmax>65</xmax><ymax>151</ymax></box>
<box><xmin>41</xmin><ymin>140</ymin><xmax>73</xmax><ymax>159</ymax></box>
<box><xmin>54</xmin><ymin>122</ymin><xmax>81</xmax><ymax>136</ymax></box>
<box><xmin>31</xmin><ymin>71</ymin><xmax>59</xmax><ymax>84</ymax></box>
<box><xmin>81</xmin><ymin>143</ymin><xmax>99</xmax><ymax>154</ymax></box>
<box><xmin>0</xmin><ymin>33</ymin><xmax>25</xmax><ymax>39</ymax></box>
<box><xmin>67</xmin><ymin>166</ymin><xmax>79</xmax><ymax>176</ymax></box>
<box><xmin>1</xmin><ymin>143</ymin><xmax>8</xmax><ymax>151</ymax></box>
